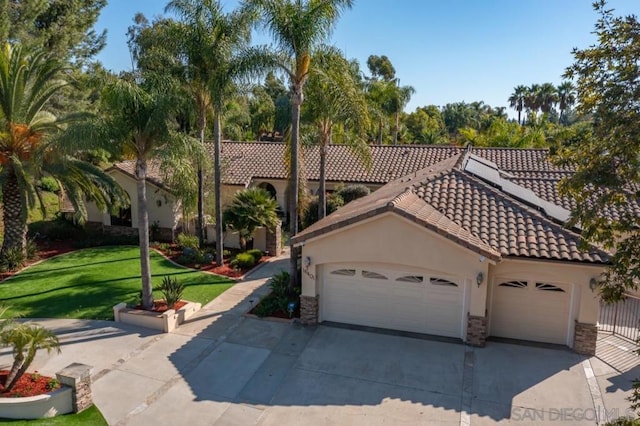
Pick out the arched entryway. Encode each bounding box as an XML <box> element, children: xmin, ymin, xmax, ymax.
<box><xmin>258</xmin><ymin>182</ymin><xmax>277</xmax><ymax>199</ymax></box>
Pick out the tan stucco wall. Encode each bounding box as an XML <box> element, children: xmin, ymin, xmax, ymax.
<box><xmin>489</xmin><ymin>259</ymin><xmax>604</xmax><ymax>325</ymax></box>
<box><xmin>300</xmin><ymin>212</ymin><xmax>491</xmax><ymax>317</ymax></box>
<box><xmin>85</xmin><ymin>170</ymin><xmax>181</xmax><ymax>230</ymax></box>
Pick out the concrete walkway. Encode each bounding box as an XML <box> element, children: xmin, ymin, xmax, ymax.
<box><xmin>1</xmin><ymin>249</ymin><xmax>639</xmax><ymax>425</ymax></box>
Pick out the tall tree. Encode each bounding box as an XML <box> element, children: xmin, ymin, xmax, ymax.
<box><xmin>524</xmin><ymin>83</ymin><xmax>541</xmax><ymax>122</ymax></box>
<box><xmin>559</xmin><ymin>0</ymin><xmax>640</xmax><ymax>305</ymax></box>
<box><xmin>168</xmin><ymin>0</ymin><xmax>269</xmax><ymax>266</ymax></box>
<box><xmin>246</xmin><ymin>0</ymin><xmax>354</xmax><ymax>288</ymax></box>
<box><xmin>538</xmin><ymin>82</ymin><xmax>559</xmax><ymax>114</ymax></box>
<box><xmin>508</xmin><ymin>85</ymin><xmax>527</xmax><ymax>125</ymax></box>
<box><xmin>390</xmin><ymin>81</ymin><xmax>415</xmax><ymax>145</ymax></box>
<box><xmin>556</xmin><ymin>81</ymin><xmax>576</xmax><ymax>123</ymax></box>
<box><xmin>303</xmin><ymin>46</ymin><xmax>370</xmax><ymax>219</ymax></box>
<box><xmin>366</xmin><ymin>54</ymin><xmax>395</xmax><ymax>82</ymax></box>
<box><xmin>0</xmin><ymin>44</ymin><xmax>125</xmax><ymax>260</ymax></box>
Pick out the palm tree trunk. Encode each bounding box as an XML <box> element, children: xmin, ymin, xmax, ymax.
<box><xmin>197</xmin><ymin>108</ymin><xmax>206</xmax><ymax>248</ymax></box>
<box><xmin>135</xmin><ymin>158</ymin><xmax>153</xmax><ymax>310</ymax></box>
<box><xmin>4</xmin><ymin>352</ymin><xmax>24</xmax><ymax>392</ymax></box>
<box><xmin>289</xmin><ymin>83</ymin><xmax>303</xmax><ymax>291</ymax></box>
<box><xmin>393</xmin><ymin>111</ymin><xmax>399</xmax><ymax>145</ymax></box>
<box><xmin>318</xmin><ymin>128</ymin><xmax>329</xmax><ymax>220</ymax></box>
<box><xmin>213</xmin><ymin>111</ymin><xmax>224</xmax><ymax>266</ymax></box>
<box><xmin>517</xmin><ymin>110</ymin><xmax>522</xmax><ymax>126</ymax></box>
<box><xmin>1</xmin><ymin>165</ymin><xmax>27</xmax><ymax>259</ymax></box>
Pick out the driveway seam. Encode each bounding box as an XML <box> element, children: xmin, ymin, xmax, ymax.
<box><xmin>581</xmin><ymin>358</ymin><xmax>606</xmax><ymax>424</ymax></box>
<box><xmin>460</xmin><ymin>348</ymin><xmax>474</xmax><ymax>426</ymax></box>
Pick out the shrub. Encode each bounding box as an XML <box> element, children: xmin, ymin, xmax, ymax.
<box><xmin>0</xmin><ymin>247</ymin><xmax>25</xmax><ymax>272</ymax></box>
<box><xmin>230</xmin><ymin>252</ymin><xmax>256</xmax><ymax>269</ymax></box>
<box><xmin>26</xmin><ymin>239</ymin><xmax>38</xmax><ymax>261</ymax></box>
<box><xmin>38</xmin><ymin>176</ymin><xmax>60</xmax><ymax>193</ymax></box>
<box><xmin>246</xmin><ymin>249</ymin><xmax>263</xmax><ymax>263</ymax></box>
<box><xmin>337</xmin><ymin>184</ymin><xmax>370</xmax><ymax>203</ymax></box>
<box><xmin>301</xmin><ymin>194</ymin><xmax>344</xmax><ymax>229</ymax></box>
<box><xmin>28</xmin><ymin>217</ymin><xmax>82</xmax><ymax>241</ymax></box>
<box><xmin>177</xmin><ymin>233</ymin><xmax>199</xmax><ymax>250</ymax></box>
<box><xmin>158</xmin><ymin>276</ymin><xmax>185</xmax><ymax>309</ymax></box>
<box><xmin>269</xmin><ymin>271</ymin><xmax>290</xmax><ymax>312</ymax></box>
<box><xmin>253</xmin><ymin>295</ymin><xmax>279</xmax><ymax>317</ymax></box>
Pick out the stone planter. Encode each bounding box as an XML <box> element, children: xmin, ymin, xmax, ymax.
<box><xmin>113</xmin><ymin>301</ymin><xmax>201</xmax><ymax>332</ymax></box>
<box><xmin>0</xmin><ymin>386</ymin><xmax>73</xmax><ymax>420</ymax></box>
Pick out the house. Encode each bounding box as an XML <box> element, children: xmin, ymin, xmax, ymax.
<box><xmin>85</xmin><ymin>161</ymin><xmax>183</xmax><ymax>241</ymax></box>
<box><xmin>290</xmin><ymin>148</ymin><xmax>613</xmax><ymax>356</ymax></box>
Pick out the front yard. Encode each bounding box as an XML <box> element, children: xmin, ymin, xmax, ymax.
<box><xmin>0</xmin><ymin>246</ymin><xmax>235</xmax><ymax>320</ymax></box>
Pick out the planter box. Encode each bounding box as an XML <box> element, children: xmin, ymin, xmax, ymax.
<box><xmin>0</xmin><ymin>386</ymin><xmax>72</xmax><ymax>419</ymax></box>
<box><xmin>113</xmin><ymin>301</ymin><xmax>201</xmax><ymax>332</ymax></box>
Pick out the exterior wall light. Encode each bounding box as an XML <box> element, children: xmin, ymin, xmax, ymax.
<box><xmin>589</xmin><ymin>278</ymin><xmax>598</xmax><ymax>292</ymax></box>
<box><xmin>304</xmin><ymin>256</ymin><xmax>311</xmax><ymax>268</ymax></box>
<box><xmin>156</xmin><ymin>199</ymin><xmax>162</xmax><ymax>207</ymax></box>
<box><xmin>476</xmin><ymin>272</ymin><xmax>484</xmax><ymax>287</ymax></box>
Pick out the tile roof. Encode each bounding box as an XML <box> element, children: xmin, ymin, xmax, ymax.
<box><xmin>108</xmin><ymin>161</ymin><xmax>169</xmax><ymax>191</ymax></box>
<box><xmin>292</xmin><ymin>151</ymin><xmax>609</xmax><ymax>264</ymax></box>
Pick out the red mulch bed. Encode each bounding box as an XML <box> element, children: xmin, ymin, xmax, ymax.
<box><xmin>134</xmin><ymin>300</ymin><xmax>187</xmax><ymax>313</ymax></box>
<box><xmin>0</xmin><ymin>240</ymin><xmax>76</xmax><ymax>282</ymax></box>
<box><xmin>152</xmin><ymin>244</ymin><xmax>269</xmax><ymax>279</ymax></box>
<box><xmin>0</xmin><ymin>370</ymin><xmax>61</xmax><ymax>398</ymax></box>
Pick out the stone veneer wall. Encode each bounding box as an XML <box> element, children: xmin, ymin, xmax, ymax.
<box><xmin>573</xmin><ymin>321</ymin><xmax>597</xmax><ymax>356</ymax></box>
<box><xmin>56</xmin><ymin>363</ymin><xmax>93</xmax><ymax>413</ymax></box>
<box><xmin>466</xmin><ymin>315</ymin><xmax>487</xmax><ymax>347</ymax></box>
<box><xmin>300</xmin><ymin>295</ymin><xmax>319</xmax><ymax>325</ymax></box>
<box><xmin>266</xmin><ymin>223</ymin><xmax>282</xmax><ymax>255</ymax></box>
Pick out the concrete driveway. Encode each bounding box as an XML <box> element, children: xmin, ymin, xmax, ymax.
<box><xmin>0</xmin><ymin>254</ymin><xmax>637</xmax><ymax>425</ymax></box>
<box><xmin>2</xmin><ymin>318</ymin><xmax>637</xmax><ymax>425</ymax></box>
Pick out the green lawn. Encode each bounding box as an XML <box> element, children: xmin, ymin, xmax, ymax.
<box><xmin>0</xmin><ymin>405</ymin><xmax>106</xmax><ymax>425</ymax></box>
<box><xmin>0</xmin><ymin>246</ymin><xmax>234</xmax><ymax>319</ymax></box>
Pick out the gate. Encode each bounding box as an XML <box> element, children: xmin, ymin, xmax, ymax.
<box><xmin>599</xmin><ymin>294</ymin><xmax>640</xmax><ymax>343</ymax></box>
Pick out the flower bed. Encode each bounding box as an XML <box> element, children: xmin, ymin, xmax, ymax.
<box><xmin>113</xmin><ymin>300</ymin><xmax>201</xmax><ymax>332</ymax></box>
<box><xmin>0</xmin><ymin>370</ymin><xmax>72</xmax><ymax>419</ymax></box>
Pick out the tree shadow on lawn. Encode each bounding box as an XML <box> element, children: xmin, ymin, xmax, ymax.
<box><xmin>10</xmin><ymin>255</ymin><xmax>142</xmax><ymax>278</ymax></box>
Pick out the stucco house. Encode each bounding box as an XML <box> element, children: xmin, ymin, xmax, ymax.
<box><xmin>86</xmin><ymin>161</ymin><xmax>182</xmax><ymax>241</ymax></box>
<box><xmin>289</xmin><ymin>147</ymin><xmax>616</xmax><ymax>356</ymax></box>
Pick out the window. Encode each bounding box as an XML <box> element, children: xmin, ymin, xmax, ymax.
<box><xmin>330</xmin><ymin>269</ymin><xmax>356</xmax><ymax>276</ymax></box>
<box><xmin>430</xmin><ymin>277</ymin><xmax>458</xmax><ymax>287</ymax></box>
<box><xmin>362</xmin><ymin>270</ymin><xmax>388</xmax><ymax>280</ymax></box>
<box><xmin>397</xmin><ymin>275</ymin><xmax>424</xmax><ymax>283</ymax></box>
<box><xmin>498</xmin><ymin>281</ymin><xmax>527</xmax><ymax>289</ymax></box>
<box><xmin>110</xmin><ymin>206</ymin><xmax>132</xmax><ymax>227</ymax></box>
<box><xmin>535</xmin><ymin>283</ymin><xmax>565</xmax><ymax>292</ymax></box>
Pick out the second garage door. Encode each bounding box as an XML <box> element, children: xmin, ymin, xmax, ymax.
<box><xmin>321</xmin><ymin>264</ymin><xmax>466</xmax><ymax>338</ymax></box>
<box><xmin>490</xmin><ymin>279</ymin><xmax>573</xmax><ymax>345</ymax></box>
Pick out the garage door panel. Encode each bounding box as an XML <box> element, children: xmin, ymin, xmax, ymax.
<box><xmin>322</xmin><ymin>264</ymin><xmax>464</xmax><ymax>338</ymax></box>
<box><xmin>490</xmin><ymin>280</ymin><xmax>572</xmax><ymax>345</ymax></box>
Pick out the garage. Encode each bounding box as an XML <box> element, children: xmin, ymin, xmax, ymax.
<box><xmin>321</xmin><ymin>263</ymin><xmax>466</xmax><ymax>338</ymax></box>
<box><xmin>489</xmin><ymin>279</ymin><xmax>573</xmax><ymax>345</ymax></box>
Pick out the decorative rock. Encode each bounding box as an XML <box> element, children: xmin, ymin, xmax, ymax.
<box><xmin>204</xmin><ymin>253</ymin><xmax>214</xmax><ymax>264</ymax></box>
<box><xmin>183</xmin><ymin>247</ymin><xmax>195</xmax><ymax>257</ymax></box>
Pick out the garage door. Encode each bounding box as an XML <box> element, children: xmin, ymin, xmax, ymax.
<box><xmin>322</xmin><ymin>264</ymin><xmax>465</xmax><ymax>338</ymax></box>
<box><xmin>490</xmin><ymin>279</ymin><xmax>572</xmax><ymax>345</ymax></box>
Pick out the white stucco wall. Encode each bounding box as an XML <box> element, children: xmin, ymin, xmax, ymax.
<box><xmin>85</xmin><ymin>170</ymin><xmax>181</xmax><ymax>230</ymax></box>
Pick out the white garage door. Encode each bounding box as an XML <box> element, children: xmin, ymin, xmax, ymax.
<box><xmin>490</xmin><ymin>280</ymin><xmax>572</xmax><ymax>345</ymax></box>
<box><xmin>322</xmin><ymin>264</ymin><xmax>465</xmax><ymax>338</ymax></box>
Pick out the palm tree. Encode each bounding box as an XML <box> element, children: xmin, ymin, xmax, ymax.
<box><xmin>68</xmin><ymin>78</ymin><xmax>203</xmax><ymax>310</ymax></box>
<box><xmin>303</xmin><ymin>46</ymin><xmax>370</xmax><ymax>219</ymax></box>
<box><xmin>223</xmin><ymin>187</ymin><xmax>279</xmax><ymax>251</ymax></box>
<box><xmin>524</xmin><ymin>84</ymin><xmax>541</xmax><ymax>122</ymax></box>
<box><xmin>508</xmin><ymin>85</ymin><xmax>527</xmax><ymax>125</ymax></box>
<box><xmin>0</xmin><ymin>43</ymin><xmax>125</xmax><ymax>261</ymax></box>
<box><xmin>538</xmin><ymin>82</ymin><xmax>558</xmax><ymax>114</ymax></box>
<box><xmin>1</xmin><ymin>323</ymin><xmax>60</xmax><ymax>392</ymax></box>
<box><xmin>556</xmin><ymin>81</ymin><xmax>576</xmax><ymax>122</ymax></box>
<box><xmin>246</xmin><ymin>0</ymin><xmax>354</xmax><ymax>287</ymax></box>
<box><xmin>167</xmin><ymin>0</ymin><xmax>269</xmax><ymax>266</ymax></box>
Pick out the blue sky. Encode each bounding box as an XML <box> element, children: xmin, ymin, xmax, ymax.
<box><xmin>94</xmin><ymin>0</ymin><xmax>638</xmax><ymax>113</ymax></box>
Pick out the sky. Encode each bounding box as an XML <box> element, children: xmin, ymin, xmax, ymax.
<box><xmin>94</xmin><ymin>0</ymin><xmax>639</xmax><ymax>114</ymax></box>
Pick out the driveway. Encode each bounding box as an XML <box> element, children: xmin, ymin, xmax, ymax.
<box><xmin>0</xmin><ymin>253</ymin><xmax>637</xmax><ymax>425</ymax></box>
<box><xmin>2</xmin><ymin>318</ymin><xmax>637</xmax><ymax>425</ymax></box>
